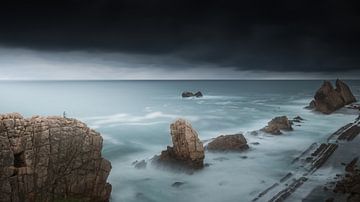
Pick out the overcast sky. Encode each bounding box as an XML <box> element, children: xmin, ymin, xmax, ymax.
<box><xmin>0</xmin><ymin>0</ymin><xmax>359</xmax><ymax>80</ymax></box>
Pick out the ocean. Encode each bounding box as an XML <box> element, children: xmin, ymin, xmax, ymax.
<box><xmin>1</xmin><ymin>80</ymin><xmax>359</xmax><ymax>202</ymax></box>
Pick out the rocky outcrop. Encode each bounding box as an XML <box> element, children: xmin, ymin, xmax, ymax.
<box><xmin>308</xmin><ymin>79</ymin><xmax>356</xmax><ymax>114</ymax></box>
<box><xmin>182</xmin><ymin>91</ymin><xmax>203</xmax><ymax>98</ymax></box>
<box><xmin>157</xmin><ymin>119</ymin><xmax>204</xmax><ymax>169</ymax></box>
<box><xmin>261</xmin><ymin>116</ymin><xmax>293</xmax><ymax>135</ymax></box>
<box><xmin>333</xmin><ymin>157</ymin><xmax>360</xmax><ymax>202</ymax></box>
<box><xmin>207</xmin><ymin>134</ymin><xmax>249</xmax><ymax>151</ymax></box>
<box><xmin>0</xmin><ymin>113</ymin><xmax>111</xmax><ymax>202</ymax></box>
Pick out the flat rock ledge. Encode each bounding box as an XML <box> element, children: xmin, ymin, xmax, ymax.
<box><xmin>0</xmin><ymin>113</ymin><xmax>111</xmax><ymax>202</ymax></box>
<box><xmin>261</xmin><ymin>116</ymin><xmax>293</xmax><ymax>135</ymax></box>
<box><xmin>206</xmin><ymin>134</ymin><xmax>249</xmax><ymax>152</ymax></box>
<box><xmin>155</xmin><ymin>119</ymin><xmax>205</xmax><ymax>170</ymax></box>
<box><xmin>308</xmin><ymin>79</ymin><xmax>357</xmax><ymax>114</ymax></box>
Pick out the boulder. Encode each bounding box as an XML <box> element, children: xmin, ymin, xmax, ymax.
<box><xmin>194</xmin><ymin>91</ymin><xmax>203</xmax><ymax>97</ymax></box>
<box><xmin>157</xmin><ymin>119</ymin><xmax>205</xmax><ymax>169</ymax></box>
<box><xmin>0</xmin><ymin>113</ymin><xmax>111</xmax><ymax>202</ymax></box>
<box><xmin>308</xmin><ymin>79</ymin><xmax>356</xmax><ymax>114</ymax></box>
<box><xmin>182</xmin><ymin>91</ymin><xmax>194</xmax><ymax>97</ymax></box>
<box><xmin>181</xmin><ymin>91</ymin><xmax>203</xmax><ymax>98</ymax></box>
<box><xmin>261</xmin><ymin>116</ymin><xmax>293</xmax><ymax>135</ymax></box>
<box><xmin>207</xmin><ymin>134</ymin><xmax>249</xmax><ymax>151</ymax></box>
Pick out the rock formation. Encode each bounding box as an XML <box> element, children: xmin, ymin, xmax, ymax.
<box><xmin>261</xmin><ymin>116</ymin><xmax>293</xmax><ymax>135</ymax></box>
<box><xmin>0</xmin><ymin>113</ymin><xmax>111</xmax><ymax>202</ymax></box>
<box><xmin>308</xmin><ymin>79</ymin><xmax>356</xmax><ymax>114</ymax></box>
<box><xmin>181</xmin><ymin>91</ymin><xmax>203</xmax><ymax>98</ymax></box>
<box><xmin>157</xmin><ymin>119</ymin><xmax>204</xmax><ymax>169</ymax></box>
<box><xmin>207</xmin><ymin>134</ymin><xmax>249</xmax><ymax>151</ymax></box>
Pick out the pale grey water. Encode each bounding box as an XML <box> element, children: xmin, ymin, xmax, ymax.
<box><xmin>0</xmin><ymin>80</ymin><xmax>359</xmax><ymax>202</ymax></box>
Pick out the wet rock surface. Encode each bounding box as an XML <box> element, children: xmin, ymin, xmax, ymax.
<box><xmin>0</xmin><ymin>113</ymin><xmax>112</xmax><ymax>202</ymax></box>
<box><xmin>182</xmin><ymin>91</ymin><xmax>203</xmax><ymax>98</ymax></box>
<box><xmin>206</xmin><ymin>134</ymin><xmax>249</xmax><ymax>152</ymax></box>
<box><xmin>261</xmin><ymin>116</ymin><xmax>293</xmax><ymax>135</ymax></box>
<box><xmin>156</xmin><ymin>119</ymin><xmax>205</xmax><ymax>169</ymax></box>
<box><xmin>308</xmin><ymin>79</ymin><xmax>356</xmax><ymax>114</ymax></box>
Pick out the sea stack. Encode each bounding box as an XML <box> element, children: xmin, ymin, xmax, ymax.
<box><xmin>261</xmin><ymin>116</ymin><xmax>293</xmax><ymax>135</ymax></box>
<box><xmin>158</xmin><ymin>119</ymin><xmax>205</xmax><ymax>169</ymax></box>
<box><xmin>308</xmin><ymin>79</ymin><xmax>356</xmax><ymax>114</ymax></box>
<box><xmin>0</xmin><ymin>113</ymin><xmax>112</xmax><ymax>202</ymax></box>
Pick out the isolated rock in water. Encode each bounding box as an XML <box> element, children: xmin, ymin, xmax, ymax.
<box><xmin>292</xmin><ymin>116</ymin><xmax>305</xmax><ymax>123</ymax></box>
<box><xmin>182</xmin><ymin>91</ymin><xmax>203</xmax><ymax>98</ymax></box>
<box><xmin>207</xmin><ymin>134</ymin><xmax>249</xmax><ymax>151</ymax></box>
<box><xmin>0</xmin><ymin>113</ymin><xmax>112</xmax><ymax>202</ymax></box>
<box><xmin>182</xmin><ymin>91</ymin><xmax>194</xmax><ymax>97</ymax></box>
<box><xmin>194</xmin><ymin>91</ymin><xmax>203</xmax><ymax>97</ymax></box>
<box><xmin>158</xmin><ymin>119</ymin><xmax>205</xmax><ymax>169</ymax></box>
<box><xmin>261</xmin><ymin>116</ymin><xmax>293</xmax><ymax>135</ymax></box>
<box><xmin>308</xmin><ymin>79</ymin><xmax>356</xmax><ymax>114</ymax></box>
<box><xmin>132</xmin><ymin>160</ymin><xmax>147</xmax><ymax>169</ymax></box>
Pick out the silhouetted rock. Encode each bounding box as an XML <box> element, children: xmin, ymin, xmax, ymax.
<box><xmin>207</xmin><ymin>134</ymin><xmax>249</xmax><ymax>151</ymax></box>
<box><xmin>261</xmin><ymin>116</ymin><xmax>293</xmax><ymax>135</ymax></box>
<box><xmin>308</xmin><ymin>79</ymin><xmax>356</xmax><ymax>114</ymax></box>
<box><xmin>182</xmin><ymin>91</ymin><xmax>203</xmax><ymax>98</ymax></box>
<box><xmin>0</xmin><ymin>113</ymin><xmax>111</xmax><ymax>202</ymax></box>
<box><xmin>194</xmin><ymin>91</ymin><xmax>203</xmax><ymax>97</ymax></box>
<box><xmin>171</xmin><ymin>181</ymin><xmax>185</xmax><ymax>187</ymax></box>
<box><xmin>157</xmin><ymin>119</ymin><xmax>205</xmax><ymax>169</ymax></box>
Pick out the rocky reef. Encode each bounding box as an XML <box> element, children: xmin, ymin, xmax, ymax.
<box><xmin>0</xmin><ymin>113</ymin><xmax>111</xmax><ymax>202</ymax></box>
<box><xmin>261</xmin><ymin>116</ymin><xmax>293</xmax><ymax>135</ymax></box>
<box><xmin>207</xmin><ymin>134</ymin><xmax>249</xmax><ymax>152</ymax></box>
<box><xmin>182</xmin><ymin>91</ymin><xmax>203</xmax><ymax>98</ymax></box>
<box><xmin>157</xmin><ymin>119</ymin><xmax>204</xmax><ymax>169</ymax></box>
<box><xmin>308</xmin><ymin>79</ymin><xmax>356</xmax><ymax>114</ymax></box>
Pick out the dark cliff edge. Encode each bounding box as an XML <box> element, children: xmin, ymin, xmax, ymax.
<box><xmin>0</xmin><ymin>113</ymin><xmax>112</xmax><ymax>202</ymax></box>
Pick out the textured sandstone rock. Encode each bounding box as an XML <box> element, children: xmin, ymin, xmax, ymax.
<box><xmin>0</xmin><ymin>113</ymin><xmax>111</xmax><ymax>202</ymax></box>
<box><xmin>308</xmin><ymin>79</ymin><xmax>356</xmax><ymax>114</ymax></box>
<box><xmin>207</xmin><ymin>134</ymin><xmax>249</xmax><ymax>151</ymax></box>
<box><xmin>158</xmin><ymin>119</ymin><xmax>204</xmax><ymax>169</ymax></box>
<box><xmin>261</xmin><ymin>116</ymin><xmax>293</xmax><ymax>135</ymax></box>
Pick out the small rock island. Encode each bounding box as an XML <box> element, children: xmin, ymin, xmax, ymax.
<box><xmin>308</xmin><ymin>79</ymin><xmax>357</xmax><ymax>114</ymax></box>
<box><xmin>182</xmin><ymin>91</ymin><xmax>203</xmax><ymax>98</ymax></box>
<box><xmin>0</xmin><ymin>113</ymin><xmax>111</xmax><ymax>202</ymax></box>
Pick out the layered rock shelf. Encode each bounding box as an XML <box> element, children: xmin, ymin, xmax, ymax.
<box><xmin>0</xmin><ymin>113</ymin><xmax>111</xmax><ymax>202</ymax></box>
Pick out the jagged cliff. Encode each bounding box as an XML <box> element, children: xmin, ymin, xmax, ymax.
<box><xmin>308</xmin><ymin>79</ymin><xmax>357</xmax><ymax>114</ymax></box>
<box><xmin>0</xmin><ymin>113</ymin><xmax>111</xmax><ymax>202</ymax></box>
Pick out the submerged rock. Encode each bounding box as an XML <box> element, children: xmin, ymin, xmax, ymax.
<box><xmin>207</xmin><ymin>134</ymin><xmax>249</xmax><ymax>152</ymax></box>
<box><xmin>157</xmin><ymin>119</ymin><xmax>205</xmax><ymax>169</ymax></box>
<box><xmin>171</xmin><ymin>181</ymin><xmax>185</xmax><ymax>188</ymax></box>
<box><xmin>182</xmin><ymin>91</ymin><xmax>203</xmax><ymax>98</ymax></box>
<box><xmin>261</xmin><ymin>116</ymin><xmax>293</xmax><ymax>135</ymax></box>
<box><xmin>0</xmin><ymin>113</ymin><xmax>112</xmax><ymax>202</ymax></box>
<box><xmin>132</xmin><ymin>160</ymin><xmax>147</xmax><ymax>169</ymax></box>
<box><xmin>308</xmin><ymin>79</ymin><xmax>356</xmax><ymax>114</ymax></box>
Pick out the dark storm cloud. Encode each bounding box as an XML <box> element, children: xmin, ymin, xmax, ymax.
<box><xmin>0</xmin><ymin>0</ymin><xmax>360</xmax><ymax>72</ymax></box>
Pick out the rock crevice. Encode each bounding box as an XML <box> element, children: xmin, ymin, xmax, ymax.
<box><xmin>0</xmin><ymin>113</ymin><xmax>111</xmax><ymax>202</ymax></box>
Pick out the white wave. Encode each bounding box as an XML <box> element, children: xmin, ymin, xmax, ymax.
<box><xmin>82</xmin><ymin>111</ymin><xmax>200</xmax><ymax>127</ymax></box>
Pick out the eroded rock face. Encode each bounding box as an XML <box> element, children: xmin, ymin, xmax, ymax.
<box><xmin>207</xmin><ymin>134</ymin><xmax>249</xmax><ymax>151</ymax></box>
<box><xmin>309</xmin><ymin>80</ymin><xmax>356</xmax><ymax>114</ymax></box>
<box><xmin>158</xmin><ymin>119</ymin><xmax>204</xmax><ymax>169</ymax></box>
<box><xmin>0</xmin><ymin>113</ymin><xmax>111</xmax><ymax>202</ymax></box>
<box><xmin>261</xmin><ymin>116</ymin><xmax>293</xmax><ymax>135</ymax></box>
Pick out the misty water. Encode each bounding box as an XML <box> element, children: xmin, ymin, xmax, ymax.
<box><xmin>0</xmin><ymin>80</ymin><xmax>359</xmax><ymax>202</ymax></box>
